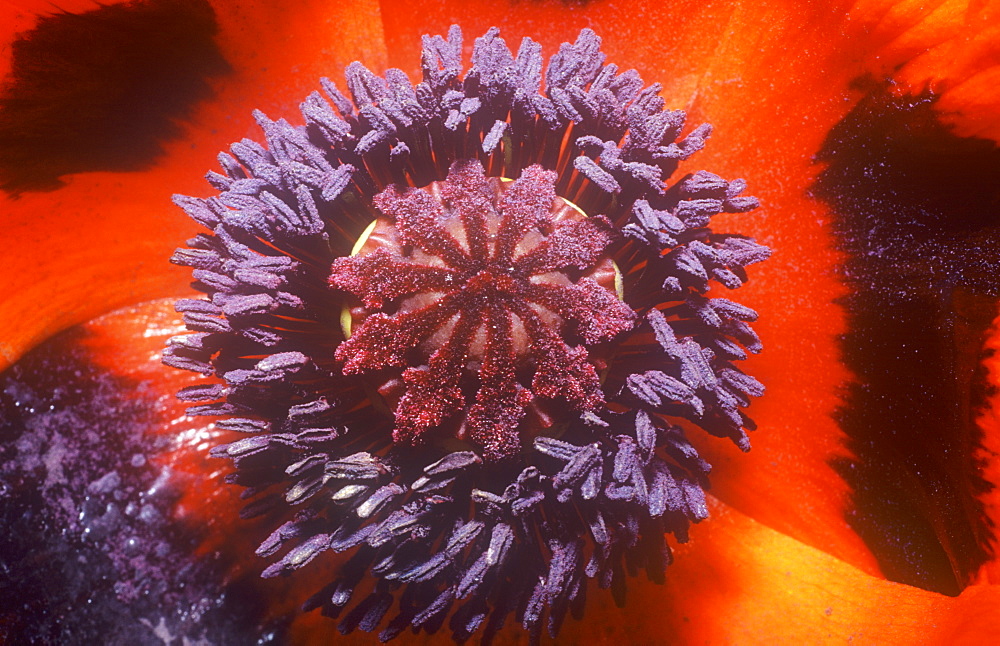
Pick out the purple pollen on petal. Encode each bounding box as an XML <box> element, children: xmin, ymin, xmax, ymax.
<box><xmin>331</xmin><ymin>159</ymin><xmax>635</xmax><ymax>460</ymax></box>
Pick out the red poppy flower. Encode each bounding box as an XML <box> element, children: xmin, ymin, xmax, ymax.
<box><xmin>1</xmin><ymin>0</ymin><xmax>999</xmax><ymax>643</ymax></box>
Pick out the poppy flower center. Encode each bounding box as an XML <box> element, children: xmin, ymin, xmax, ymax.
<box><xmin>331</xmin><ymin>158</ymin><xmax>634</xmax><ymax>461</ymax></box>
<box><xmin>163</xmin><ymin>25</ymin><xmax>771</xmax><ymax>643</ymax></box>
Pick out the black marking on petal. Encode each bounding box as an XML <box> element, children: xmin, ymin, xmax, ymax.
<box><xmin>0</xmin><ymin>0</ymin><xmax>229</xmax><ymax>194</ymax></box>
<box><xmin>813</xmin><ymin>79</ymin><xmax>1000</xmax><ymax>595</ymax></box>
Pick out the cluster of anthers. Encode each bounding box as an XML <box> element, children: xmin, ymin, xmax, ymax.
<box><xmin>164</xmin><ymin>26</ymin><xmax>769</xmax><ymax>643</ymax></box>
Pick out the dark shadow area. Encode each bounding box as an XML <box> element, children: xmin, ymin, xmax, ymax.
<box><xmin>813</xmin><ymin>78</ymin><xmax>1000</xmax><ymax>595</ymax></box>
<box><xmin>0</xmin><ymin>0</ymin><xmax>229</xmax><ymax>195</ymax></box>
<box><xmin>0</xmin><ymin>325</ymin><xmax>284</xmax><ymax>643</ymax></box>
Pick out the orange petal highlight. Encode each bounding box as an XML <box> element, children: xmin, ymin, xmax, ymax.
<box><xmin>290</xmin><ymin>495</ymin><xmax>1000</xmax><ymax>645</ymax></box>
<box><xmin>553</xmin><ymin>496</ymin><xmax>1000</xmax><ymax>645</ymax></box>
<box><xmin>74</xmin><ymin>297</ymin><xmax>254</xmax><ymax>566</ymax></box>
<box><xmin>852</xmin><ymin>0</ymin><xmax>1000</xmax><ymax>142</ymax></box>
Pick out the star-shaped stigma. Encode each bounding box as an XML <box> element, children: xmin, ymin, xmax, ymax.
<box><xmin>329</xmin><ymin>159</ymin><xmax>636</xmax><ymax>460</ymax></box>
